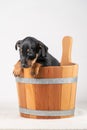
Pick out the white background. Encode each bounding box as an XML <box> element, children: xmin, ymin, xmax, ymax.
<box><xmin>0</xmin><ymin>0</ymin><xmax>87</xmax><ymax>105</ymax></box>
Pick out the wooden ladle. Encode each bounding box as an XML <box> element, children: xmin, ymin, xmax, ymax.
<box><xmin>61</xmin><ymin>36</ymin><xmax>73</xmax><ymax>65</ymax></box>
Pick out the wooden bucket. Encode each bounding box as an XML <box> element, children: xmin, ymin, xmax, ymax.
<box><xmin>15</xmin><ymin>36</ymin><xmax>78</xmax><ymax>119</ymax></box>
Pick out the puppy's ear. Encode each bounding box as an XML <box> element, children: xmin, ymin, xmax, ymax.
<box><xmin>15</xmin><ymin>40</ymin><xmax>21</xmax><ymax>50</ymax></box>
<box><xmin>38</xmin><ymin>41</ymin><xmax>48</xmax><ymax>57</ymax></box>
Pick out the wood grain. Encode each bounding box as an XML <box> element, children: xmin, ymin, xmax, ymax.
<box><xmin>61</xmin><ymin>36</ymin><xmax>72</xmax><ymax>65</ymax></box>
<box><xmin>60</xmin><ymin>36</ymin><xmax>74</xmax><ymax>118</ymax></box>
<box><xmin>17</xmin><ymin>65</ymin><xmax>78</xmax><ymax>119</ymax></box>
<box><xmin>24</xmin><ymin>67</ymin><xmax>62</xmax><ymax>119</ymax></box>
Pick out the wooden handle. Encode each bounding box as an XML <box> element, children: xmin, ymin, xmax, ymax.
<box><xmin>61</xmin><ymin>36</ymin><xmax>73</xmax><ymax>65</ymax></box>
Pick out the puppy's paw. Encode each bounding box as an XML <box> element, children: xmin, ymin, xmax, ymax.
<box><xmin>31</xmin><ymin>71</ymin><xmax>38</xmax><ymax>78</ymax></box>
<box><xmin>31</xmin><ymin>69</ymin><xmax>39</xmax><ymax>78</ymax></box>
<box><xmin>31</xmin><ymin>70</ymin><xmax>35</xmax><ymax>77</ymax></box>
<box><xmin>35</xmin><ymin>68</ymin><xmax>39</xmax><ymax>77</ymax></box>
<box><xmin>13</xmin><ymin>68</ymin><xmax>22</xmax><ymax>77</ymax></box>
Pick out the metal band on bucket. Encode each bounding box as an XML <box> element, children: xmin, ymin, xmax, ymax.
<box><xmin>16</xmin><ymin>77</ymin><xmax>77</xmax><ymax>84</ymax></box>
<box><xmin>19</xmin><ymin>107</ymin><xmax>75</xmax><ymax>116</ymax></box>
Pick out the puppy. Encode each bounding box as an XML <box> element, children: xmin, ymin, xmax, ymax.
<box><xmin>13</xmin><ymin>37</ymin><xmax>60</xmax><ymax>77</ymax></box>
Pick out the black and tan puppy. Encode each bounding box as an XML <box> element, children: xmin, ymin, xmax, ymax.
<box><xmin>13</xmin><ymin>37</ymin><xmax>60</xmax><ymax>77</ymax></box>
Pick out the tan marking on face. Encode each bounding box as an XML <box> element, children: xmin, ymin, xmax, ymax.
<box><xmin>27</xmin><ymin>60</ymin><xmax>32</xmax><ymax>66</ymax></box>
<box><xmin>27</xmin><ymin>54</ymin><xmax>38</xmax><ymax>67</ymax></box>
<box><xmin>27</xmin><ymin>49</ymin><xmax>29</xmax><ymax>52</ymax></box>
<box><xmin>20</xmin><ymin>49</ymin><xmax>22</xmax><ymax>52</ymax></box>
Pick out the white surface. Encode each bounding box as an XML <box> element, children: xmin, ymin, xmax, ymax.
<box><xmin>0</xmin><ymin>0</ymin><xmax>87</xmax><ymax>103</ymax></box>
<box><xmin>0</xmin><ymin>102</ymin><xmax>87</xmax><ymax>129</ymax></box>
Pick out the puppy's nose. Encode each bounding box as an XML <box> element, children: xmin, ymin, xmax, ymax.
<box><xmin>22</xmin><ymin>64</ymin><xmax>27</xmax><ymax>68</ymax></box>
<box><xmin>28</xmin><ymin>53</ymin><xmax>33</xmax><ymax>56</ymax></box>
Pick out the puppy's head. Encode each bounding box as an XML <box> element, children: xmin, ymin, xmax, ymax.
<box><xmin>15</xmin><ymin>37</ymin><xmax>48</xmax><ymax>68</ymax></box>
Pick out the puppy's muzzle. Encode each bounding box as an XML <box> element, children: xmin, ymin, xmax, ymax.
<box><xmin>21</xmin><ymin>54</ymin><xmax>38</xmax><ymax>68</ymax></box>
<box><xmin>28</xmin><ymin>54</ymin><xmax>39</xmax><ymax>67</ymax></box>
<box><xmin>27</xmin><ymin>51</ymin><xmax>35</xmax><ymax>58</ymax></box>
<box><xmin>21</xmin><ymin>63</ymin><xmax>28</xmax><ymax>68</ymax></box>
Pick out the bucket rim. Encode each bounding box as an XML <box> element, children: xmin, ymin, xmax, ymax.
<box><xmin>24</xmin><ymin>63</ymin><xmax>78</xmax><ymax>70</ymax></box>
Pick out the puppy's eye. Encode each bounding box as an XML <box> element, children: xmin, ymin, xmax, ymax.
<box><xmin>27</xmin><ymin>49</ymin><xmax>29</xmax><ymax>52</ymax></box>
<box><xmin>20</xmin><ymin>49</ymin><xmax>22</xmax><ymax>53</ymax></box>
<box><xmin>39</xmin><ymin>45</ymin><xmax>42</xmax><ymax>49</ymax></box>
